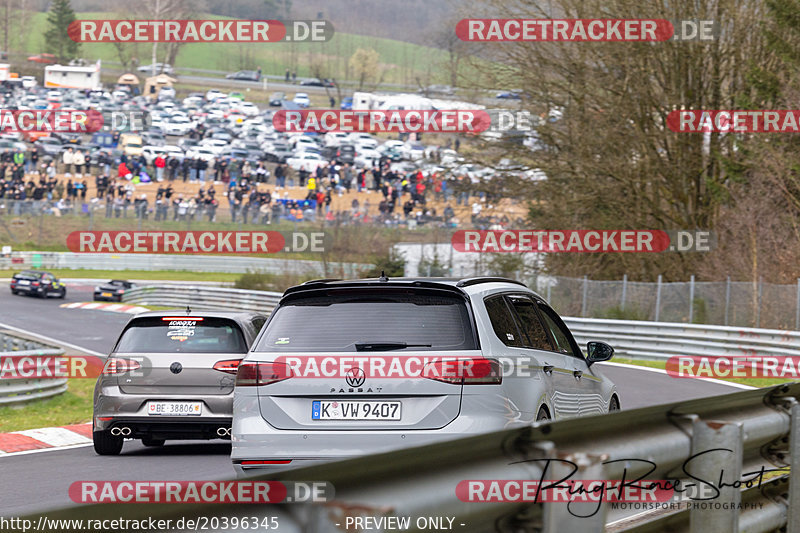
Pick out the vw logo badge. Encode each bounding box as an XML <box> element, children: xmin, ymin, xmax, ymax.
<box><xmin>170</xmin><ymin>362</ymin><xmax>183</xmax><ymax>374</ymax></box>
<box><xmin>345</xmin><ymin>367</ymin><xmax>366</xmax><ymax>388</ymax></box>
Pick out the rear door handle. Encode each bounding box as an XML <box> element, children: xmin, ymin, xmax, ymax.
<box><xmin>573</xmin><ymin>370</ymin><xmax>583</xmax><ymax>379</ymax></box>
<box><xmin>543</xmin><ymin>364</ymin><xmax>554</xmax><ymax>374</ymax></box>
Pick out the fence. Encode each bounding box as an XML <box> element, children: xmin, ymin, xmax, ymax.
<box><xmin>400</xmin><ymin>243</ymin><xmax>800</xmax><ymax>330</ymax></box>
<box><xmin>26</xmin><ymin>383</ymin><xmax>800</xmax><ymax>533</ymax></box>
<box><xmin>542</xmin><ymin>275</ymin><xmax>800</xmax><ymax>331</ymax></box>
<box><xmin>122</xmin><ymin>285</ymin><xmax>282</xmax><ymax>313</ymax></box>
<box><xmin>0</xmin><ymin>331</ymin><xmax>67</xmax><ymax>405</ymax></box>
<box><xmin>0</xmin><ymin>251</ymin><xmax>371</xmax><ymax>276</ymax></box>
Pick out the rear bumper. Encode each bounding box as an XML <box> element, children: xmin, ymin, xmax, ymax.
<box><xmin>94</xmin><ymin>385</ymin><xmax>233</xmax><ymax>439</ymax></box>
<box><xmin>231</xmin><ymin>395</ymin><xmax>510</xmax><ymax>477</ymax></box>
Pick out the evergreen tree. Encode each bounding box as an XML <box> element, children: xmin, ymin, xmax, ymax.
<box><xmin>44</xmin><ymin>0</ymin><xmax>80</xmax><ymax>61</ymax></box>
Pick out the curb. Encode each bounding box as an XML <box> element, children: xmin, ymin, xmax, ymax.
<box><xmin>59</xmin><ymin>302</ymin><xmax>150</xmax><ymax>314</ymax></box>
<box><xmin>0</xmin><ymin>423</ymin><xmax>92</xmax><ymax>455</ymax></box>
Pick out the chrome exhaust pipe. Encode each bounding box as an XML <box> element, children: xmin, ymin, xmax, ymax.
<box><xmin>110</xmin><ymin>427</ymin><xmax>121</xmax><ymax>436</ymax></box>
<box><xmin>217</xmin><ymin>427</ymin><xmax>231</xmax><ymax>437</ymax></box>
<box><xmin>120</xmin><ymin>427</ymin><xmax>132</xmax><ymax>436</ymax></box>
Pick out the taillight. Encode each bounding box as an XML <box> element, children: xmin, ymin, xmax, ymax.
<box><xmin>213</xmin><ymin>359</ymin><xmax>242</xmax><ymax>375</ymax></box>
<box><xmin>240</xmin><ymin>460</ymin><xmax>292</xmax><ymax>465</ymax></box>
<box><xmin>235</xmin><ymin>362</ymin><xmax>293</xmax><ymax>386</ymax></box>
<box><xmin>102</xmin><ymin>357</ymin><xmax>141</xmax><ymax>375</ymax></box>
<box><xmin>423</xmin><ymin>357</ymin><xmax>502</xmax><ymax>385</ymax></box>
<box><xmin>31</xmin><ymin>281</ymin><xmax>39</xmax><ymax>286</ymax></box>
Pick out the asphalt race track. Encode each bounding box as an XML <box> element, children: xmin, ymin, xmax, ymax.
<box><xmin>0</xmin><ymin>280</ymin><xmax>748</xmax><ymax>516</ymax></box>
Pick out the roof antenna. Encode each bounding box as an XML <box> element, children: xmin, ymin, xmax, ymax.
<box><xmin>185</xmin><ymin>305</ymin><xmax>192</xmax><ymax>314</ymax></box>
<box><xmin>379</xmin><ymin>270</ymin><xmax>388</xmax><ymax>282</ymax></box>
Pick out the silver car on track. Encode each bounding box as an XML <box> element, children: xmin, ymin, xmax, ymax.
<box><xmin>231</xmin><ymin>277</ymin><xmax>619</xmax><ymax>476</ymax></box>
<box><xmin>93</xmin><ymin>310</ymin><xmax>266</xmax><ymax>455</ymax></box>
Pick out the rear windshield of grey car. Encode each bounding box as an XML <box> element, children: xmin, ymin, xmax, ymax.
<box><xmin>114</xmin><ymin>317</ymin><xmax>247</xmax><ymax>353</ymax></box>
<box><xmin>254</xmin><ymin>290</ymin><xmax>477</xmax><ymax>352</ymax></box>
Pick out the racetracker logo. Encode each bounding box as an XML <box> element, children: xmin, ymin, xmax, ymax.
<box><xmin>666</xmin><ymin>356</ymin><xmax>800</xmax><ymax>379</ymax></box>
<box><xmin>456</xmin><ymin>19</ymin><xmax>675</xmax><ymax>41</ymax></box>
<box><xmin>0</xmin><ymin>110</ymin><xmax>103</xmax><ymax>133</ymax></box>
<box><xmin>69</xmin><ymin>481</ymin><xmax>331</xmax><ymax>504</ymax></box>
<box><xmin>451</xmin><ymin>230</ymin><xmax>714</xmax><ymax>253</ymax></box>
<box><xmin>457</xmin><ymin>479</ymin><xmax>674</xmax><ymax>503</ymax></box>
<box><xmin>0</xmin><ymin>355</ymin><xmax>105</xmax><ymax>379</ymax></box>
<box><xmin>66</xmin><ymin>231</ymin><xmax>327</xmax><ymax>254</ymax></box>
<box><xmin>68</xmin><ymin>19</ymin><xmax>333</xmax><ymax>43</ymax></box>
<box><xmin>667</xmin><ymin>110</ymin><xmax>800</xmax><ymax>132</ymax></box>
<box><xmin>272</xmin><ymin>110</ymin><xmax>492</xmax><ymax>133</ymax></box>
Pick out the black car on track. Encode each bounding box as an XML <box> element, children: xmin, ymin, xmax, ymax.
<box><xmin>10</xmin><ymin>270</ymin><xmax>66</xmax><ymax>298</ymax></box>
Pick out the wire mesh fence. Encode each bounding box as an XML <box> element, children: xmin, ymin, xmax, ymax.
<box><xmin>397</xmin><ymin>244</ymin><xmax>800</xmax><ymax>330</ymax></box>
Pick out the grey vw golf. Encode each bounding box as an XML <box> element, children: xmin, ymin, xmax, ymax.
<box><xmin>93</xmin><ymin>310</ymin><xmax>266</xmax><ymax>455</ymax></box>
<box><xmin>231</xmin><ymin>277</ymin><xmax>618</xmax><ymax>476</ymax></box>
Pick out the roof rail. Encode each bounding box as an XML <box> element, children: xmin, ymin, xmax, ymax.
<box><xmin>301</xmin><ymin>278</ymin><xmax>342</xmax><ymax>285</ymax></box>
<box><xmin>456</xmin><ymin>277</ymin><xmax>528</xmax><ymax>288</ymax></box>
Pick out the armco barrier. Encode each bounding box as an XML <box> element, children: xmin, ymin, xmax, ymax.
<box><xmin>122</xmin><ymin>285</ymin><xmax>282</xmax><ymax>314</ymax></box>
<box><xmin>26</xmin><ymin>383</ymin><xmax>800</xmax><ymax>532</ymax></box>
<box><xmin>124</xmin><ymin>285</ymin><xmax>800</xmax><ymax>361</ymax></box>
<box><xmin>0</xmin><ymin>251</ymin><xmax>371</xmax><ymax>276</ymax></box>
<box><xmin>0</xmin><ymin>332</ymin><xmax>67</xmax><ymax>405</ymax></box>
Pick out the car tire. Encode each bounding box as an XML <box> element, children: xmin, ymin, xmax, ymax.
<box><xmin>93</xmin><ymin>431</ymin><xmax>123</xmax><ymax>455</ymax></box>
<box><xmin>10</xmin><ymin>290</ymin><xmax>17</xmax><ymax>295</ymax></box>
<box><xmin>536</xmin><ymin>406</ymin><xmax>551</xmax><ymax>421</ymax></box>
<box><xmin>58</xmin><ymin>289</ymin><xmax>66</xmax><ymax>299</ymax></box>
<box><xmin>142</xmin><ymin>437</ymin><xmax>165</xmax><ymax>447</ymax></box>
<box><xmin>609</xmin><ymin>396</ymin><xmax>620</xmax><ymax>412</ymax></box>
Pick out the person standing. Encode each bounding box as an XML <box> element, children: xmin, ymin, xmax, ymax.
<box><xmin>62</xmin><ymin>147</ymin><xmax>74</xmax><ymax>174</ymax></box>
<box><xmin>73</xmin><ymin>149</ymin><xmax>86</xmax><ymax>177</ymax></box>
<box><xmin>154</xmin><ymin>153</ymin><xmax>166</xmax><ymax>181</ymax></box>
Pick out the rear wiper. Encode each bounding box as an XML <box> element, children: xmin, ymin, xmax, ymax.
<box><xmin>354</xmin><ymin>341</ymin><xmax>432</xmax><ymax>351</ymax></box>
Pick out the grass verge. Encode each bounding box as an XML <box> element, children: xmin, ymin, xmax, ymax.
<box><xmin>0</xmin><ymin>378</ymin><xmax>94</xmax><ymax>433</ymax></box>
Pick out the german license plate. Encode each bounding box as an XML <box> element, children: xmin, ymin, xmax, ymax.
<box><xmin>147</xmin><ymin>401</ymin><xmax>202</xmax><ymax>416</ymax></box>
<box><xmin>311</xmin><ymin>401</ymin><xmax>401</xmax><ymax>420</ymax></box>
<box><xmin>16</xmin><ymin>280</ymin><xmax>30</xmax><ymax>285</ymax></box>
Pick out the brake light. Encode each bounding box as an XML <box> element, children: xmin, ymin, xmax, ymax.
<box><xmin>102</xmin><ymin>357</ymin><xmax>141</xmax><ymax>374</ymax></box>
<box><xmin>162</xmin><ymin>317</ymin><xmax>204</xmax><ymax>321</ymax></box>
<box><xmin>423</xmin><ymin>357</ymin><xmax>502</xmax><ymax>385</ymax></box>
<box><xmin>235</xmin><ymin>362</ymin><xmax>293</xmax><ymax>386</ymax></box>
<box><xmin>213</xmin><ymin>359</ymin><xmax>242</xmax><ymax>374</ymax></box>
<box><xmin>31</xmin><ymin>281</ymin><xmax>39</xmax><ymax>286</ymax></box>
<box><xmin>240</xmin><ymin>460</ymin><xmax>292</xmax><ymax>465</ymax></box>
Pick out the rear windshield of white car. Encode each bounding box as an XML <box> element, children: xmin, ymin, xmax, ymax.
<box><xmin>254</xmin><ymin>290</ymin><xmax>477</xmax><ymax>352</ymax></box>
<box><xmin>114</xmin><ymin>317</ymin><xmax>247</xmax><ymax>353</ymax></box>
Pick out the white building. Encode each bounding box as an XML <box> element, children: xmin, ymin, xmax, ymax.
<box><xmin>44</xmin><ymin>60</ymin><xmax>101</xmax><ymax>90</ymax></box>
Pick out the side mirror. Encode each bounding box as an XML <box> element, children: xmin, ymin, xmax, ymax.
<box><xmin>587</xmin><ymin>341</ymin><xmax>614</xmax><ymax>364</ymax></box>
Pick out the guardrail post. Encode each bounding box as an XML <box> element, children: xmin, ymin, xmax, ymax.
<box><xmin>725</xmin><ymin>276</ymin><xmax>731</xmax><ymax>326</ymax></box>
<box><xmin>796</xmin><ymin>278</ymin><xmax>800</xmax><ymax>331</ymax></box>
<box><xmin>757</xmin><ymin>276</ymin><xmax>764</xmax><ymax>328</ymax></box>
<box><xmin>788</xmin><ymin>402</ymin><xmax>800</xmax><ymax>533</ymax></box>
<box><xmin>654</xmin><ymin>274</ymin><xmax>662</xmax><ymax>322</ymax></box>
<box><xmin>688</xmin><ymin>275</ymin><xmax>695</xmax><ymax>323</ymax></box>
<box><xmin>689</xmin><ymin>418</ymin><xmax>743</xmax><ymax>533</ymax></box>
<box><xmin>542</xmin><ymin>452</ymin><xmax>608</xmax><ymax>533</ymax></box>
<box><xmin>581</xmin><ymin>276</ymin><xmax>589</xmax><ymax>317</ymax></box>
<box><xmin>621</xmin><ymin>274</ymin><xmax>627</xmax><ymax>311</ymax></box>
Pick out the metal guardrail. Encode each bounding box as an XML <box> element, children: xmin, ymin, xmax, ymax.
<box><xmin>0</xmin><ymin>251</ymin><xmax>371</xmax><ymax>276</ymax></box>
<box><xmin>0</xmin><ymin>332</ymin><xmax>67</xmax><ymax>405</ymax></box>
<box><xmin>565</xmin><ymin>317</ymin><xmax>800</xmax><ymax>361</ymax></box>
<box><xmin>122</xmin><ymin>285</ymin><xmax>282</xmax><ymax>314</ymax></box>
<box><xmin>26</xmin><ymin>383</ymin><xmax>800</xmax><ymax>532</ymax></box>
